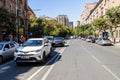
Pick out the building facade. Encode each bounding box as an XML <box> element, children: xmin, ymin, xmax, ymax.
<box><xmin>87</xmin><ymin>0</ymin><xmax>120</xmax><ymax>24</ymax></box>
<box><xmin>56</xmin><ymin>15</ymin><xmax>69</xmax><ymax>27</ymax></box>
<box><xmin>69</xmin><ymin>22</ymin><xmax>74</xmax><ymax>28</ymax></box>
<box><xmin>0</xmin><ymin>0</ymin><xmax>32</xmax><ymax>41</ymax></box>
<box><xmin>80</xmin><ymin>2</ymin><xmax>97</xmax><ymax>25</ymax></box>
<box><xmin>81</xmin><ymin>0</ymin><xmax>120</xmax><ymax>42</ymax></box>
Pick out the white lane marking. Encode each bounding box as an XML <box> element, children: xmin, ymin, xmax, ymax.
<box><xmin>27</xmin><ymin>40</ymin><xmax>70</xmax><ymax>80</ymax></box>
<box><xmin>0</xmin><ymin>61</ymin><xmax>14</xmax><ymax>67</ymax></box>
<box><xmin>81</xmin><ymin>43</ymin><xmax>120</xmax><ymax>80</ymax></box>
<box><xmin>27</xmin><ymin>52</ymin><xmax>59</xmax><ymax>80</ymax></box>
<box><xmin>1</xmin><ymin>66</ymin><xmax>10</xmax><ymax>70</ymax></box>
<box><xmin>91</xmin><ymin>55</ymin><xmax>101</xmax><ymax>64</ymax></box>
<box><xmin>102</xmin><ymin>65</ymin><xmax>120</xmax><ymax>80</ymax></box>
<box><xmin>0</xmin><ymin>66</ymin><xmax>11</xmax><ymax>74</ymax></box>
<box><xmin>41</xmin><ymin>46</ymin><xmax>66</xmax><ymax>80</ymax></box>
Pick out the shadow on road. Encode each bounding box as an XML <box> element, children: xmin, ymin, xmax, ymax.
<box><xmin>0</xmin><ymin>46</ymin><xmax>65</xmax><ymax>80</ymax></box>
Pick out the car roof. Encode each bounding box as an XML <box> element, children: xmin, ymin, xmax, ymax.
<box><xmin>28</xmin><ymin>38</ymin><xmax>44</xmax><ymax>40</ymax></box>
<box><xmin>0</xmin><ymin>41</ymin><xmax>11</xmax><ymax>44</ymax></box>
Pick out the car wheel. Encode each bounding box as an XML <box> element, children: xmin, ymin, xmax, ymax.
<box><xmin>48</xmin><ymin>48</ymin><xmax>52</xmax><ymax>57</ymax></box>
<box><xmin>0</xmin><ymin>56</ymin><xmax>3</xmax><ymax>64</ymax></box>
<box><xmin>42</xmin><ymin>53</ymin><xmax>46</xmax><ymax>64</ymax></box>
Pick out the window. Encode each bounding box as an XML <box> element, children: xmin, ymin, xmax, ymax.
<box><xmin>3</xmin><ymin>0</ymin><xmax>6</xmax><ymax>7</ymax></box>
<box><xmin>10</xmin><ymin>43</ymin><xmax>15</xmax><ymax>48</ymax></box>
<box><xmin>4</xmin><ymin>44</ymin><xmax>10</xmax><ymax>49</ymax></box>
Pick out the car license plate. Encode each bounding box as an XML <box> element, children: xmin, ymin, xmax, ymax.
<box><xmin>21</xmin><ymin>56</ymin><xmax>29</xmax><ymax>59</ymax></box>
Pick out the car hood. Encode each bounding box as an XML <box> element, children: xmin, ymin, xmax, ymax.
<box><xmin>17</xmin><ymin>46</ymin><xmax>43</xmax><ymax>52</ymax></box>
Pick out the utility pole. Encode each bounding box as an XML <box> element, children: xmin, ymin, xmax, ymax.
<box><xmin>16</xmin><ymin>0</ymin><xmax>19</xmax><ymax>42</ymax></box>
<box><xmin>24</xmin><ymin>0</ymin><xmax>28</xmax><ymax>39</ymax></box>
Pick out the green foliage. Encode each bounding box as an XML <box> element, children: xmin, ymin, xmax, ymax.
<box><xmin>106</xmin><ymin>5</ymin><xmax>120</xmax><ymax>30</ymax></box>
<box><xmin>92</xmin><ymin>17</ymin><xmax>108</xmax><ymax>33</ymax></box>
<box><xmin>105</xmin><ymin>5</ymin><xmax>120</xmax><ymax>43</ymax></box>
<box><xmin>29</xmin><ymin>17</ymin><xmax>72</xmax><ymax>37</ymax></box>
<box><xmin>73</xmin><ymin>24</ymin><xmax>93</xmax><ymax>37</ymax></box>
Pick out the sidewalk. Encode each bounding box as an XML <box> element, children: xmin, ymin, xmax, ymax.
<box><xmin>114</xmin><ymin>42</ymin><xmax>120</xmax><ymax>47</ymax></box>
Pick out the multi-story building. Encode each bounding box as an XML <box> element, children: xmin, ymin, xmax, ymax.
<box><xmin>56</xmin><ymin>15</ymin><xmax>69</xmax><ymax>27</ymax></box>
<box><xmin>87</xmin><ymin>0</ymin><xmax>120</xmax><ymax>24</ymax></box>
<box><xmin>80</xmin><ymin>2</ymin><xmax>97</xmax><ymax>25</ymax></box>
<box><xmin>69</xmin><ymin>22</ymin><xmax>74</xmax><ymax>28</ymax></box>
<box><xmin>0</xmin><ymin>0</ymin><xmax>34</xmax><ymax>41</ymax></box>
<box><xmin>81</xmin><ymin>0</ymin><xmax>120</xmax><ymax>42</ymax></box>
<box><xmin>76</xmin><ymin>21</ymin><xmax>80</xmax><ymax>26</ymax></box>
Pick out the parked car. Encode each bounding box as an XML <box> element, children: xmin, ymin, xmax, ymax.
<box><xmin>10</xmin><ymin>41</ymin><xmax>19</xmax><ymax>48</ymax></box>
<box><xmin>44</xmin><ymin>36</ymin><xmax>54</xmax><ymax>45</ymax></box>
<box><xmin>14</xmin><ymin>38</ymin><xmax>52</xmax><ymax>65</ymax></box>
<box><xmin>92</xmin><ymin>38</ymin><xmax>98</xmax><ymax>43</ymax></box>
<box><xmin>98</xmin><ymin>38</ymin><xmax>112</xmax><ymax>46</ymax></box>
<box><xmin>52</xmin><ymin>37</ymin><xmax>65</xmax><ymax>47</ymax></box>
<box><xmin>95</xmin><ymin>38</ymin><xmax>101</xmax><ymax>44</ymax></box>
<box><xmin>86</xmin><ymin>37</ymin><xmax>92</xmax><ymax>42</ymax></box>
<box><xmin>0</xmin><ymin>41</ymin><xmax>18</xmax><ymax>64</ymax></box>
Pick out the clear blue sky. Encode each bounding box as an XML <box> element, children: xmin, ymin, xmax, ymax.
<box><xmin>28</xmin><ymin>0</ymin><xmax>99</xmax><ymax>24</ymax></box>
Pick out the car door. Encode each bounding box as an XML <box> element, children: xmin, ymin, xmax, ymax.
<box><xmin>9</xmin><ymin>43</ymin><xmax>16</xmax><ymax>57</ymax></box>
<box><xmin>3</xmin><ymin>44</ymin><xmax>11</xmax><ymax>60</ymax></box>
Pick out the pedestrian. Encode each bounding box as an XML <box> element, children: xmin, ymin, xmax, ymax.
<box><xmin>22</xmin><ymin>36</ymin><xmax>26</xmax><ymax>43</ymax></box>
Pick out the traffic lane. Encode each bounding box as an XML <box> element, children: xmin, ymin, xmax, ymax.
<box><xmin>79</xmin><ymin>40</ymin><xmax>120</xmax><ymax>78</ymax></box>
<box><xmin>25</xmin><ymin>40</ymin><xmax>70</xmax><ymax>80</ymax></box>
<box><xmin>0</xmin><ymin>45</ymin><xmax>64</xmax><ymax>80</ymax></box>
<box><xmin>42</xmin><ymin>39</ymin><xmax>116</xmax><ymax>80</ymax></box>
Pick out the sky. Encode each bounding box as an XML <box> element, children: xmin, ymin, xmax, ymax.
<box><xmin>28</xmin><ymin>0</ymin><xmax>99</xmax><ymax>25</ymax></box>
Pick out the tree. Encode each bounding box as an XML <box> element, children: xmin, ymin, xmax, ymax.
<box><xmin>0</xmin><ymin>8</ymin><xmax>16</xmax><ymax>41</ymax></box>
<box><xmin>92</xmin><ymin>17</ymin><xmax>108</xmax><ymax>37</ymax></box>
<box><xmin>106</xmin><ymin>5</ymin><xmax>120</xmax><ymax>43</ymax></box>
<box><xmin>72</xmin><ymin>24</ymin><xmax>93</xmax><ymax>37</ymax></box>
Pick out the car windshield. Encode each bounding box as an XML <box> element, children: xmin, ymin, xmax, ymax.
<box><xmin>23</xmin><ymin>40</ymin><xmax>43</xmax><ymax>46</ymax></box>
<box><xmin>0</xmin><ymin>44</ymin><xmax>4</xmax><ymax>50</ymax></box>
<box><xmin>54</xmin><ymin>37</ymin><xmax>63</xmax><ymax>40</ymax></box>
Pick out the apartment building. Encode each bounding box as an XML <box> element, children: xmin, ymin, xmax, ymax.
<box><xmin>56</xmin><ymin>15</ymin><xmax>69</xmax><ymax>27</ymax></box>
<box><xmin>0</xmin><ymin>0</ymin><xmax>34</xmax><ymax>41</ymax></box>
<box><xmin>69</xmin><ymin>21</ymin><xmax>74</xmax><ymax>28</ymax></box>
<box><xmin>80</xmin><ymin>2</ymin><xmax>97</xmax><ymax>25</ymax></box>
<box><xmin>81</xmin><ymin>0</ymin><xmax>120</xmax><ymax>42</ymax></box>
<box><xmin>87</xmin><ymin>0</ymin><xmax>120</xmax><ymax>24</ymax></box>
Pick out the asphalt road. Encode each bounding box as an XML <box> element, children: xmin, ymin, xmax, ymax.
<box><xmin>0</xmin><ymin>39</ymin><xmax>120</xmax><ymax>80</ymax></box>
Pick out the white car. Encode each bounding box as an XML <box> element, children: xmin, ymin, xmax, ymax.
<box><xmin>14</xmin><ymin>38</ymin><xmax>52</xmax><ymax>65</ymax></box>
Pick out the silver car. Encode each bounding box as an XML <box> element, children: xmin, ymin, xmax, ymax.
<box><xmin>98</xmin><ymin>38</ymin><xmax>112</xmax><ymax>46</ymax></box>
<box><xmin>0</xmin><ymin>41</ymin><xmax>19</xmax><ymax>64</ymax></box>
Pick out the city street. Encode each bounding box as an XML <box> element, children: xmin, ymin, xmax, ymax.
<box><xmin>1</xmin><ymin>39</ymin><xmax>120</xmax><ymax>80</ymax></box>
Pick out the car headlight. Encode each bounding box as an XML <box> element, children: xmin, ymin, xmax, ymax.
<box><xmin>34</xmin><ymin>49</ymin><xmax>41</xmax><ymax>52</ymax></box>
